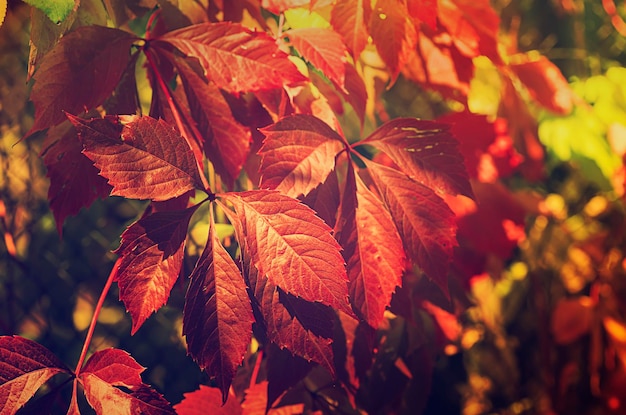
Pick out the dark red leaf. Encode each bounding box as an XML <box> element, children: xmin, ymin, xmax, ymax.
<box><xmin>437</xmin><ymin>0</ymin><xmax>501</xmax><ymax>62</ymax></box>
<box><xmin>174</xmin><ymin>385</ymin><xmax>242</xmax><ymax>415</ymax></box>
<box><xmin>299</xmin><ymin>168</ymin><xmax>341</xmax><ymax>229</ymax></box>
<box><xmin>114</xmin><ymin>205</ymin><xmax>199</xmax><ymax>333</ymax></box>
<box><xmin>222</xmin><ymin>190</ymin><xmax>351</xmax><ymax>315</ymax></box>
<box><xmin>162</xmin><ymin>51</ymin><xmax>251</xmax><ymax>187</ymax></box>
<box><xmin>285</xmin><ymin>27</ymin><xmax>347</xmax><ymax>88</ymax></box>
<box><xmin>266</xmin><ymin>344</ymin><xmax>313</xmax><ymax>410</ymax></box>
<box><xmin>183</xmin><ymin>215</ymin><xmax>254</xmax><ymax>402</ymax></box>
<box><xmin>365</xmin><ymin>161</ymin><xmax>457</xmax><ymax>294</ymax></box>
<box><xmin>369</xmin><ymin>0</ymin><xmax>418</xmax><ymax>83</ymax></box>
<box><xmin>41</xmin><ymin>122</ymin><xmax>113</xmax><ymax>234</ymax></box>
<box><xmin>331</xmin><ymin>0</ymin><xmax>370</xmax><ymax>59</ymax></box>
<box><xmin>0</xmin><ymin>336</ymin><xmax>70</xmax><ymax>415</ymax></box>
<box><xmin>27</xmin><ymin>26</ymin><xmax>137</xmax><ymax>136</ymax></box>
<box><xmin>69</xmin><ymin>114</ymin><xmax>204</xmax><ymax>201</ymax></box>
<box><xmin>156</xmin><ymin>22</ymin><xmax>306</xmax><ymax>94</ymax></box>
<box><xmin>259</xmin><ymin>115</ymin><xmax>345</xmax><ymax>198</ymax></box>
<box><xmin>360</xmin><ymin>118</ymin><xmax>474</xmax><ymax>198</ymax></box>
<box><xmin>407</xmin><ymin>0</ymin><xmax>437</xmax><ymax>30</ymax></box>
<box><xmin>80</xmin><ymin>349</ymin><xmax>143</xmax><ymax>388</ymax></box>
<box><xmin>335</xmin><ymin>166</ymin><xmax>405</xmax><ymax>327</ymax></box>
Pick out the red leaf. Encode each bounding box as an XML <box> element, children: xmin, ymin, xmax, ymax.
<box><xmin>335</xmin><ymin>166</ymin><xmax>405</xmax><ymax>327</ymax></box>
<box><xmin>551</xmin><ymin>297</ymin><xmax>594</xmax><ymax>345</ymax></box>
<box><xmin>437</xmin><ymin>0</ymin><xmax>501</xmax><ymax>62</ymax></box>
<box><xmin>331</xmin><ymin>0</ymin><xmax>370</xmax><ymax>59</ymax></box>
<box><xmin>369</xmin><ymin>0</ymin><xmax>418</xmax><ymax>83</ymax></box>
<box><xmin>183</xmin><ymin>216</ymin><xmax>254</xmax><ymax>402</ymax></box>
<box><xmin>407</xmin><ymin>0</ymin><xmax>437</xmax><ymax>30</ymax></box>
<box><xmin>365</xmin><ymin>161</ymin><xmax>457</xmax><ymax>294</ymax></box>
<box><xmin>242</xmin><ymin>381</ymin><xmax>305</xmax><ymax>415</ymax></box>
<box><xmin>259</xmin><ymin>115</ymin><xmax>346</xmax><ymax>198</ymax></box>
<box><xmin>174</xmin><ymin>385</ymin><xmax>242</xmax><ymax>415</ymax></box>
<box><xmin>361</xmin><ymin>118</ymin><xmax>474</xmax><ymax>198</ymax></box>
<box><xmin>41</xmin><ymin>122</ymin><xmax>113</xmax><ymax>234</ymax></box>
<box><xmin>300</xmin><ymin>168</ymin><xmax>341</xmax><ymax>229</ymax></box>
<box><xmin>437</xmin><ymin>111</ymin><xmax>523</xmax><ymax>182</ymax></box>
<box><xmin>80</xmin><ymin>349</ymin><xmax>143</xmax><ymax>387</ymax></box>
<box><xmin>340</xmin><ymin>63</ymin><xmax>367</xmax><ymax>124</ymax></box>
<box><xmin>80</xmin><ymin>380</ymin><xmax>174</xmax><ymax>415</ymax></box>
<box><xmin>156</xmin><ymin>22</ymin><xmax>306</xmax><ymax>94</ymax></box>
<box><xmin>0</xmin><ymin>336</ymin><xmax>70</xmax><ymax>415</ymax></box>
<box><xmin>27</xmin><ymin>26</ymin><xmax>137</xmax><ymax>136</ymax></box>
<box><xmin>509</xmin><ymin>55</ymin><xmax>574</xmax><ymax>115</ymax></box>
<box><xmin>261</xmin><ymin>0</ymin><xmax>309</xmax><ymax>14</ymax></box>
<box><xmin>114</xmin><ymin>205</ymin><xmax>198</xmax><ymax>333</ymax></box>
<box><xmin>163</xmin><ymin>51</ymin><xmax>251</xmax><ymax>187</ymax></box>
<box><xmin>69</xmin><ymin>114</ymin><xmax>204</xmax><ymax>201</ymax></box>
<box><xmin>285</xmin><ymin>27</ymin><xmax>347</xmax><ymax>88</ymax></box>
<box><xmin>223</xmin><ymin>190</ymin><xmax>351</xmax><ymax>315</ymax></box>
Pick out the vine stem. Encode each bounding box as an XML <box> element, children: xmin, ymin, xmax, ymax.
<box><xmin>143</xmin><ymin>47</ymin><xmax>211</xmax><ymax>192</ymax></box>
<box><xmin>74</xmin><ymin>260</ymin><xmax>119</xmax><ymax>376</ymax></box>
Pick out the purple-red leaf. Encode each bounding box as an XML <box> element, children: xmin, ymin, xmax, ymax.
<box><xmin>0</xmin><ymin>336</ymin><xmax>70</xmax><ymax>415</ymax></box>
<box><xmin>331</xmin><ymin>0</ymin><xmax>370</xmax><ymax>59</ymax></box>
<box><xmin>285</xmin><ymin>27</ymin><xmax>347</xmax><ymax>88</ymax></box>
<box><xmin>69</xmin><ymin>114</ymin><xmax>204</xmax><ymax>201</ymax></box>
<box><xmin>335</xmin><ymin>166</ymin><xmax>406</xmax><ymax>327</ymax></box>
<box><xmin>259</xmin><ymin>115</ymin><xmax>346</xmax><ymax>198</ymax></box>
<box><xmin>360</xmin><ymin>118</ymin><xmax>474</xmax><ymax>198</ymax></box>
<box><xmin>222</xmin><ymin>190</ymin><xmax>352</xmax><ymax>315</ymax></box>
<box><xmin>27</xmin><ymin>26</ymin><xmax>137</xmax><ymax>136</ymax></box>
<box><xmin>41</xmin><ymin>121</ymin><xmax>113</xmax><ymax>234</ymax></box>
<box><xmin>183</xmin><ymin>216</ymin><xmax>254</xmax><ymax>402</ymax></box>
<box><xmin>156</xmin><ymin>22</ymin><xmax>306</xmax><ymax>94</ymax></box>
<box><xmin>365</xmin><ymin>161</ymin><xmax>457</xmax><ymax>294</ymax></box>
<box><xmin>174</xmin><ymin>385</ymin><xmax>242</xmax><ymax>415</ymax></box>
<box><xmin>114</xmin><ymin>205</ymin><xmax>198</xmax><ymax>334</ymax></box>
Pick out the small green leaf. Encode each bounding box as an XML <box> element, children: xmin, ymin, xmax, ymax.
<box><xmin>23</xmin><ymin>0</ymin><xmax>75</xmax><ymax>24</ymax></box>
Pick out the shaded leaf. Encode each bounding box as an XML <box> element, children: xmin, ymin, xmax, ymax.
<box><xmin>69</xmin><ymin>114</ymin><xmax>204</xmax><ymax>201</ymax></box>
<box><xmin>156</xmin><ymin>22</ymin><xmax>306</xmax><ymax>94</ymax></box>
<box><xmin>80</xmin><ymin>379</ymin><xmax>174</xmax><ymax>415</ymax></box>
<box><xmin>361</xmin><ymin>118</ymin><xmax>474</xmax><ymax>198</ymax></box>
<box><xmin>183</xmin><ymin>215</ymin><xmax>254</xmax><ymax>401</ymax></box>
<box><xmin>28</xmin><ymin>26</ymin><xmax>137</xmax><ymax>135</ymax></box>
<box><xmin>407</xmin><ymin>0</ymin><xmax>437</xmax><ymax>30</ymax></box>
<box><xmin>242</xmin><ymin>381</ymin><xmax>305</xmax><ymax>415</ymax></box>
<box><xmin>223</xmin><ymin>190</ymin><xmax>351</xmax><ymax>314</ymax></box>
<box><xmin>41</xmin><ymin>121</ymin><xmax>113</xmax><ymax>234</ymax></box>
<box><xmin>285</xmin><ymin>27</ymin><xmax>347</xmax><ymax>88</ymax></box>
<box><xmin>174</xmin><ymin>385</ymin><xmax>242</xmax><ymax>415</ymax></box>
<box><xmin>331</xmin><ymin>0</ymin><xmax>370</xmax><ymax>59</ymax></box>
<box><xmin>369</xmin><ymin>0</ymin><xmax>418</xmax><ymax>83</ymax></box>
<box><xmin>365</xmin><ymin>161</ymin><xmax>457</xmax><ymax>293</ymax></box>
<box><xmin>300</xmin><ymin>168</ymin><xmax>341</xmax><ymax>228</ymax></box>
<box><xmin>23</xmin><ymin>0</ymin><xmax>74</xmax><ymax>23</ymax></box>
<box><xmin>266</xmin><ymin>344</ymin><xmax>313</xmax><ymax>410</ymax></box>
<box><xmin>259</xmin><ymin>115</ymin><xmax>346</xmax><ymax>198</ymax></box>
<box><xmin>0</xmin><ymin>336</ymin><xmax>70</xmax><ymax>415</ymax></box>
<box><xmin>335</xmin><ymin>166</ymin><xmax>405</xmax><ymax>327</ymax></box>
<box><xmin>114</xmin><ymin>205</ymin><xmax>199</xmax><ymax>333</ymax></box>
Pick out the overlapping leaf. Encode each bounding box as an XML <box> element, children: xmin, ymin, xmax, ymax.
<box><xmin>28</xmin><ymin>26</ymin><xmax>137</xmax><ymax>136</ymax></box>
<box><xmin>360</xmin><ymin>118</ymin><xmax>474</xmax><ymax>198</ymax></box>
<box><xmin>69</xmin><ymin>114</ymin><xmax>204</xmax><ymax>201</ymax></box>
<box><xmin>259</xmin><ymin>115</ymin><xmax>346</xmax><ymax>198</ymax></box>
<box><xmin>174</xmin><ymin>385</ymin><xmax>242</xmax><ymax>415</ymax></box>
<box><xmin>0</xmin><ymin>336</ymin><xmax>70</xmax><ymax>415</ymax></box>
<box><xmin>114</xmin><ymin>205</ymin><xmax>199</xmax><ymax>333</ymax></box>
<box><xmin>155</xmin><ymin>22</ymin><xmax>307</xmax><ymax>94</ymax></box>
<box><xmin>335</xmin><ymin>166</ymin><xmax>405</xmax><ymax>327</ymax></box>
<box><xmin>78</xmin><ymin>349</ymin><xmax>174</xmax><ymax>415</ymax></box>
<box><xmin>285</xmin><ymin>27</ymin><xmax>347</xmax><ymax>88</ymax></box>
<box><xmin>331</xmin><ymin>0</ymin><xmax>370</xmax><ymax>59</ymax></box>
<box><xmin>183</xmin><ymin>215</ymin><xmax>254</xmax><ymax>401</ymax></box>
<box><xmin>365</xmin><ymin>161</ymin><xmax>457</xmax><ymax>293</ymax></box>
<box><xmin>223</xmin><ymin>190</ymin><xmax>351</xmax><ymax>315</ymax></box>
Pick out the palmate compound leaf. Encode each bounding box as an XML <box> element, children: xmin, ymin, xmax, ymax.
<box><xmin>259</xmin><ymin>115</ymin><xmax>346</xmax><ymax>198</ymax></box>
<box><xmin>364</xmin><ymin>160</ymin><xmax>457</xmax><ymax>294</ymax></box>
<box><xmin>360</xmin><ymin>118</ymin><xmax>475</xmax><ymax>199</ymax></box>
<box><xmin>27</xmin><ymin>26</ymin><xmax>137</xmax><ymax>136</ymax></box>
<box><xmin>221</xmin><ymin>190</ymin><xmax>352</xmax><ymax>315</ymax></box>
<box><xmin>78</xmin><ymin>349</ymin><xmax>174</xmax><ymax>415</ymax></box>
<box><xmin>114</xmin><ymin>205</ymin><xmax>199</xmax><ymax>334</ymax></box>
<box><xmin>68</xmin><ymin>114</ymin><xmax>205</xmax><ymax>201</ymax></box>
<box><xmin>183</xmin><ymin>214</ymin><xmax>254</xmax><ymax>402</ymax></box>
<box><xmin>335</xmin><ymin>165</ymin><xmax>406</xmax><ymax>328</ymax></box>
<box><xmin>284</xmin><ymin>27</ymin><xmax>347</xmax><ymax>88</ymax></box>
<box><xmin>155</xmin><ymin>22</ymin><xmax>307</xmax><ymax>95</ymax></box>
<box><xmin>0</xmin><ymin>336</ymin><xmax>70</xmax><ymax>415</ymax></box>
<box><xmin>158</xmin><ymin>50</ymin><xmax>251</xmax><ymax>188</ymax></box>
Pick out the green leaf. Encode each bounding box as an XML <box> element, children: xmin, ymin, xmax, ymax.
<box><xmin>23</xmin><ymin>0</ymin><xmax>75</xmax><ymax>23</ymax></box>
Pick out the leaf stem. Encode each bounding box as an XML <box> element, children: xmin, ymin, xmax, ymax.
<box><xmin>249</xmin><ymin>349</ymin><xmax>264</xmax><ymax>388</ymax></box>
<box><xmin>143</xmin><ymin>47</ymin><xmax>212</xmax><ymax>193</ymax></box>
<box><xmin>74</xmin><ymin>260</ymin><xmax>118</xmax><ymax>376</ymax></box>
